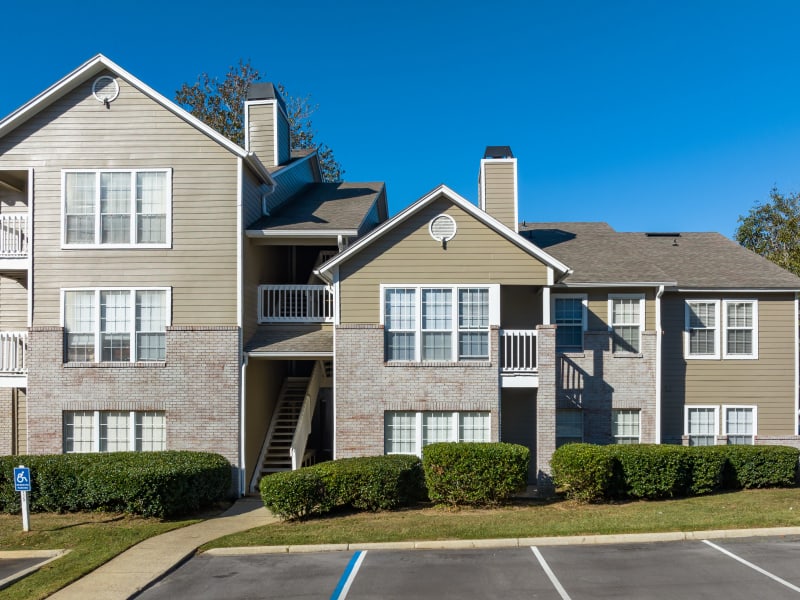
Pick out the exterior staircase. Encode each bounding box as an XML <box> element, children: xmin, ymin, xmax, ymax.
<box><xmin>257</xmin><ymin>377</ymin><xmax>308</xmax><ymax>475</ymax></box>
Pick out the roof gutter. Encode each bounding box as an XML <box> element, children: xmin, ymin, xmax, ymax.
<box><xmin>246</xmin><ymin>229</ymin><xmax>358</xmax><ymax>239</ymax></box>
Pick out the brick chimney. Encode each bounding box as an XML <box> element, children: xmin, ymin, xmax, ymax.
<box><xmin>478</xmin><ymin>146</ymin><xmax>518</xmax><ymax>232</ymax></box>
<box><xmin>244</xmin><ymin>83</ymin><xmax>290</xmax><ymax>167</ymax></box>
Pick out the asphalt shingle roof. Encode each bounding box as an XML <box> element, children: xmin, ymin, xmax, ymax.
<box><xmin>245</xmin><ymin>325</ymin><xmax>333</xmax><ymax>355</ymax></box>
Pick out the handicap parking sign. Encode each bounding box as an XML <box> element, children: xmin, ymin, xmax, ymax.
<box><xmin>14</xmin><ymin>467</ymin><xmax>31</xmax><ymax>492</ymax></box>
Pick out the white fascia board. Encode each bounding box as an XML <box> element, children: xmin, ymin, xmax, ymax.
<box><xmin>558</xmin><ymin>281</ymin><xmax>676</xmax><ymax>288</ymax></box>
<box><xmin>316</xmin><ymin>184</ymin><xmax>570</xmax><ymax>278</ymax></box>
<box><xmin>270</xmin><ymin>151</ymin><xmax>317</xmax><ymax>180</ymax></box>
<box><xmin>676</xmin><ymin>287</ymin><xmax>800</xmax><ymax>293</ymax></box>
<box><xmin>246</xmin><ymin>229</ymin><xmax>358</xmax><ymax>238</ymax></box>
<box><xmin>247</xmin><ymin>351</ymin><xmax>334</xmax><ymax>359</ymax></box>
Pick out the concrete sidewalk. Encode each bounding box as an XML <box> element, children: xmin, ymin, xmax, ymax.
<box><xmin>48</xmin><ymin>497</ymin><xmax>274</xmax><ymax>600</ymax></box>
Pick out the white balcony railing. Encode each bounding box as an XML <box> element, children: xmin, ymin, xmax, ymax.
<box><xmin>501</xmin><ymin>329</ymin><xmax>537</xmax><ymax>372</ymax></box>
<box><xmin>258</xmin><ymin>284</ymin><xmax>334</xmax><ymax>323</ymax></box>
<box><xmin>0</xmin><ymin>215</ymin><xmax>28</xmax><ymax>257</ymax></box>
<box><xmin>0</xmin><ymin>332</ymin><xmax>27</xmax><ymax>374</ymax></box>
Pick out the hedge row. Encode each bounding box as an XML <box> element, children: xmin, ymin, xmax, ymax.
<box><xmin>0</xmin><ymin>451</ymin><xmax>232</xmax><ymax>517</ymax></box>
<box><xmin>422</xmin><ymin>442</ymin><xmax>529</xmax><ymax>506</ymax></box>
<box><xmin>260</xmin><ymin>454</ymin><xmax>425</xmax><ymax>520</ymax></box>
<box><xmin>551</xmin><ymin>443</ymin><xmax>799</xmax><ymax>502</ymax></box>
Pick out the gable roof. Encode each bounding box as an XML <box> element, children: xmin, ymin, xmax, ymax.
<box><xmin>522</xmin><ymin>222</ymin><xmax>800</xmax><ymax>290</ymax></box>
<box><xmin>315</xmin><ymin>184</ymin><xmax>571</xmax><ymax>283</ymax></box>
<box><xmin>0</xmin><ymin>54</ymin><xmax>274</xmax><ymax>186</ymax></box>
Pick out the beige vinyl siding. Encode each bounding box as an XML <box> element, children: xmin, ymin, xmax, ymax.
<box><xmin>0</xmin><ymin>274</ymin><xmax>27</xmax><ymax>330</ymax></box>
<box><xmin>661</xmin><ymin>293</ymin><xmax>796</xmax><ymax>438</ymax></box>
<box><xmin>247</xmin><ymin>102</ymin><xmax>276</xmax><ymax>167</ymax></box>
<box><xmin>338</xmin><ymin>197</ymin><xmax>549</xmax><ymax>323</ymax></box>
<box><xmin>242</xmin><ymin>245</ymin><xmax>289</xmax><ymax>343</ymax></box>
<box><xmin>244</xmin><ymin>359</ymin><xmax>286</xmax><ymax>485</ymax></box>
<box><xmin>0</xmin><ymin>73</ymin><xmax>240</xmax><ymax>326</ymax></box>
<box><xmin>481</xmin><ymin>161</ymin><xmax>516</xmax><ymax>231</ymax></box>
<box><xmin>264</xmin><ymin>158</ymin><xmax>317</xmax><ymax>216</ymax></box>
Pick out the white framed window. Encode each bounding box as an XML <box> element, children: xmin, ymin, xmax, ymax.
<box><xmin>556</xmin><ymin>409</ymin><xmax>583</xmax><ymax>447</ymax></box>
<box><xmin>552</xmin><ymin>294</ymin><xmax>587</xmax><ymax>352</ymax></box>
<box><xmin>612</xmin><ymin>409</ymin><xmax>640</xmax><ymax>444</ymax></box>
<box><xmin>608</xmin><ymin>295</ymin><xmax>645</xmax><ymax>354</ymax></box>
<box><xmin>382</xmin><ymin>285</ymin><xmax>498</xmax><ymax>362</ymax></box>
<box><xmin>685</xmin><ymin>406</ymin><xmax>719</xmax><ymax>446</ymax></box>
<box><xmin>384</xmin><ymin>411</ymin><xmax>490</xmax><ymax>456</ymax></box>
<box><xmin>685</xmin><ymin>300</ymin><xmax>721</xmax><ymax>359</ymax></box>
<box><xmin>62</xmin><ymin>169</ymin><xmax>171</xmax><ymax>248</ymax></box>
<box><xmin>64</xmin><ymin>410</ymin><xmax>165</xmax><ymax>453</ymax></box>
<box><xmin>723</xmin><ymin>300</ymin><xmax>758</xmax><ymax>359</ymax></box>
<box><xmin>63</xmin><ymin>288</ymin><xmax>170</xmax><ymax>363</ymax></box>
<box><xmin>723</xmin><ymin>405</ymin><xmax>756</xmax><ymax>445</ymax></box>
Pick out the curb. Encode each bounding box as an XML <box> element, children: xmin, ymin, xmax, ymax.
<box><xmin>203</xmin><ymin>526</ymin><xmax>800</xmax><ymax>556</ymax></box>
<box><xmin>0</xmin><ymin>549</ymin><xmax>70</xmax><ymax>591</ymax></box>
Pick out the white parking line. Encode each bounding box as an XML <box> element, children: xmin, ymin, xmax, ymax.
<box><xmin>531</xmin><ymin>546</ymin><xmax>572</xmax><ymax>600</ymax></box>
<box><xmin>702</xmin><ymin>539</ymin><xmax>800</xmax><ymax>594</ymax></box>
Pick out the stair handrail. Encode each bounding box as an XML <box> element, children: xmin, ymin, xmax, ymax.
<box><xmin>250</xmin><ymin>383</ymin><xmax>289</xmax><ymax>493</ymax></box>
<box><xmin>290</xmin><ymin>361</ymin><xmax>323</xmax><ymax>470</ymax></box>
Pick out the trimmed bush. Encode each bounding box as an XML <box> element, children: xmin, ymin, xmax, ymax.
<box><xmin>422</xmin><ymin>442</ymin><xmax>529</xmax><ymax>506</ymax></box>
<box><xmin>0</xmin><ymin>451</ymin><xmax>231</xmax><ymax>518</ymax></box>
<box><xmin>722</xmin><ymin>445</ymin><xmax>799</xmax><ymax>489</ymax></box>
<box><xmin>551</xmin><ymin>443</ymin><xmax>620</xmax><ymax>503</ymax></box>
<box><xmin>686</xmin><ymin>446</ymin><xmax>729</xmax><ymax>495</ymax></box>
<box><xmin>259</xmin><ymin>454</ymin><xmax>426</xmax><ymax>520</ymax></box>
<box><xmin>608</xmin><ymin>444</ymin><xmax>692</xmax><ymax>499</ymax></box>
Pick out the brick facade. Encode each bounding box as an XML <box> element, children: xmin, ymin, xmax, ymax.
<box><xmin>535</xmin><ymin>325</ymin><xmax>556</xmax><ymax>489</ymax></box>
<box><xmin>334</xmin><ymin>324</ymin><xmax>501</xmax><ymax>458</ymax></box>
<box><xmin>556</xmin><ymin>329</ymin><xmax>657</xmax><ymax>444</ymax></box>
<box><xmin>0</xmin><ymin>388</ymin><xmax>12</xmax><ymax>455</ymax></box>
<box><xmin>26</xmin><ymin>326</ymin><xmax>241</xmax><ymax>472</ymax></box>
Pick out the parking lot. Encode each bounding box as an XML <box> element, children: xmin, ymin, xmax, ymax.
<box><xmin>138</xmin><ymin>535</ymin><xmax>800</xmax><ymax>599</ymax></box>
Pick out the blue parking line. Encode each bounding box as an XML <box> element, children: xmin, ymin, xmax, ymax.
<box><xmin>330</xmin><ymin>550</ymin><xmax>367</xmax><ymax>600</ymax></box>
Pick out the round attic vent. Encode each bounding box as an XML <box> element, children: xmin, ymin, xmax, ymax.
<box><xmin>92</xmin><ymin>76</ymin><xmax>120</xmax><ymax>104</ymax></box>
<box><xmin>429</xmin><ymin>214</ymin><xmax>457</xmax><ymax>242</ymax></box>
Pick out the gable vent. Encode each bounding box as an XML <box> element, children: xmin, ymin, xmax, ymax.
<box><xmin>429</xmin><ymin>214</ymin><xmax>457</xmax><ymax>242</ymax></box>
<box><xmin>92</xmin><ymin>76</ymin><xmax>119</xmax><ymax>105</ymax></box>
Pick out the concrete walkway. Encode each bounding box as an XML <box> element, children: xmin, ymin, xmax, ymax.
<box><xmin>48</xmin><ymin>498</ymin><xmax>274</xmax><ymax>600</ymax></box>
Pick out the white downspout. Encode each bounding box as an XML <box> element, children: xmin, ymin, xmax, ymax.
<box><xmin>655</xmin><ymin>285</ymin><xmax>664</xmax><ymax>444</ymax></box>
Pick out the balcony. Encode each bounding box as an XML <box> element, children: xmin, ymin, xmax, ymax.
<box><xmin>258</xmin><ymin>284</ymin><xmax>334</xmax><ymax>324</ymax></box>
<box><xmin>501</xmin><ymin>329</ymin><xmax>538</xmax><ymax>387</ymax></box>
<box><xmin>0</xmin><ymin>215</ymin><xmax>28</xmax><ymax>268</ymax></box>
<box><xmin>0</xmin><ymin>331</ymin><xmax>27</xmax><ymax>387</ymax></box>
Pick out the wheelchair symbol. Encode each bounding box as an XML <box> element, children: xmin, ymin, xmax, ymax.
<box><xmin>16</xmin><ymin>471</ymin><xmax>28</xmax><ymax>484</ymax></box>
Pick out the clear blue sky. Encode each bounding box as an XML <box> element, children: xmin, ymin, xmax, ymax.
<box><xmin>3</xmin><ymin>1</ymin><xmax>800</xmax><ymax>237</ymax></box>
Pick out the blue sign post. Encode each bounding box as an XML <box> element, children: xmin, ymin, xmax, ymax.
<box><xmin>14</xmin><ymin>466</ymin><xmax>30</xmax><ymax>531</ymax></box>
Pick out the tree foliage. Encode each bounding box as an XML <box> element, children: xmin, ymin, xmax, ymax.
<box><xmin>735</xmin><ymin>188</ymin><xmax>800</xmax><ymax>276</ymax></box>
<box><xmin>175</xmin><ymin>60</ymin><xmax>343</xmax><ymax>182</ymax></box>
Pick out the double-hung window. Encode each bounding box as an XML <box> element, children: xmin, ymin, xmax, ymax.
<box><xmin>685</xmin><ymin>300</ymin><xmax>720</xmax><ymax>359</ymax></box>
<box><xmin>63</xmin><ymin>169</ymin><xmax>170</xmax><ymax>247</ymax></box>
<box><xmin>612</xmin><ymin>409</ymin><xmax>640</xmax><ymax>444</ymax></box>
<box><xmin>64</xmin><ymin>288</ymin><xmax>169</xmax><ymax>362</ymax></box>
<box><xmin>556</xmin><ymin>409</ymin><xmax>583</xmax><ymax>447</ymax></box>
<box><xmin>383</xmin><ymin>285</ymin><xmax>495</xmax><ymax>362</ymax></box>
<box><xmin>685</xmin><ymin>300</ymin><xmax>758</xmax><ymax>359</ymax></box>
<box><xmin>609</xmin><ymin>295</ymin><xmax>644</xmax><ymax>354</ymax></box>
<box><xmin>384</xmin><ymin>411</ymin><xmax>490</xmax><ymax>455</ymax></box>
<box><xmin>723</xmin><ymin>300</ymin><xmax>758</xmax><ymax>359</ymax></box>
<box><xmin>64</xmin><ymin>410</ymin><xmax>166</xmax><ymax>453</ymax></box>
<box><xmin>553</xmin><ymin>295</ymin><xmax>587</xmax><ymax>352</ymax></box>
<box><xmin>723</xmin><ymin>406</ymin><xmax>756</xmax><ymax>445</ymax></box>
<box><xmin>685</xmin><ymin>406</ymin><xmax>718</xmax><ymax>446</ymax></box>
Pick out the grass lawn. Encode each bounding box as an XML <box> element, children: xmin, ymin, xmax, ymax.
<box><xmin>0</xmin><ymin>511</ymin><xmax>205</xmax><ymax>600</ymax></box>
<box><xmin>205</xmin><ymin>487</ymin><xmax>800</xmax><ymax>549</ymax></box>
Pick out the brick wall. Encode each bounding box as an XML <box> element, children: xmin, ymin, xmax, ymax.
<box><xmin>26</xmin><ymin>326</ymin><xmax>241</xmax><ymax>473</ymax></box>
<box><xmin>0</xmin><ymin>388</ymin><xmax>12</xmax><ymax>455</ymax></box>
<box><xmin>334</xmin><ymin>324</ymin><xmax>501</xmax><ymax>457</ymax></box>
<box><xmin>557</xmin><ymin>330</ymin><xmax>657</xmax><ymax>443</ymax></box>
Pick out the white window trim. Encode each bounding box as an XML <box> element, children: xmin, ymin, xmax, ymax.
<box><xmin>384</xmin><ymin>410</ymin><xmax>491</xmax><ymax>457</ymax></box>
<box><xmin>61</xmin><ymin>168</ymin><xmax>173</xmax><ymax>249</ymax></box>
<box><xmin>722</xmin><ymin>404</ymin><xmax>758</xmax><ymax>443</ymax></box>
<box><xmin>380</xmin><ymin>284</ymin><xmax>500</xmax><ymax>362</ymax></box>
<box><xmin>64</xmin><ymin>410</ymin><xmax>166</xmax><ymax>453</ymax></box>
<box><xmin>722</xmin><ymin>300</ymin><xmax>759</xmax><ymax>360</ymax></box>
<box><xmin>607</xmin><ymin>294</ymin><xmax>645</xmax><ymax>354</ymax></box>
<box><xmin>552</xmin><ymin>293</ymin><xmax>588</xmax><ymax>352</ymax></box>
<box><xmin>684</xmin><ymin>405</ymin><xmax>720</xmax><ymax>444</ymax></box>
<box><xmin>612</xmin><ymin>409</ymin><xmax>641</xmax><ymax>443</ymax></box>
<box><xmin>61</xmin><ymin>287</ymin><xmax>172</xmax><ymax>363</ymax></box>
<box><xmin>684</xmin><ymin>300</ymin><xmax>721</xmax><ymax>360</ymax></box>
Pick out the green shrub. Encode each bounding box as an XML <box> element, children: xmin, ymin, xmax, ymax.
<box><xmin>721</xmin><ymin>445</ymin><xmax>799</xmax><ymax>489</ymax></box>
<box><xmin>259</xmin><ymin>454</ymin><xmax>426</xmax><ymax>520</ymax></box>
<box><xmin>551</xmin><ymin>443</ymin><xmax>620</xmax><ymax>502</ymax></box>
<box><xmin>422</xmin><ymin>442</ymin><xmax>529</xmax><ymax>506</ymax></box>
<box><xmin>0</xmin><ymin>451</ymin><xmax>231</xmax><ymax>517</ymax></box>
<box><xmin>686</xmin><ymin>446</ymin><xmax>729</xmax><ymax>495</ymax></box>
<box><xmin>608</xmin><ymin>444</ymin><xmax>693</xmax><ymax>499</ymax></box>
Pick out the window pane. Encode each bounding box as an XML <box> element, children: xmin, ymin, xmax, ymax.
<box><xmin>136</xmin><ymin>172</ymin><xmax>167</xmax><ymax>244</ymax></box>
<box><xmin>556</xmin><ymin>410</ymin><xmax>583</xmax><ymax>447</ymax></box>
<box><xmin>423</xmin><ymin>412</ymin><xmax>454</xmax><ymax>446</ymax></box>
<box><xmin>100</xmin><ymin>172</ymin><xmax>131</xmax><ymax>244</ymax></box>
<box><xmin>422</xmin><ymin>288</ymin><xmax>452</xmax><ymax>330</ymax></box>
<box><xmin>64</xmin><ymin>411</ymin><xmax>94</xmax><ymax>453</ymax></box>
<box><xmin>458</xmin><ymin>288</ymin><xmax>488</xmax><ymax>329</ymax></box>
<box><xmin>385</xmin><ymin>288</ymin><xmax>416</xmax><ymax>361</ymax></box>
<box><xmin>688</xmin><ymin>302</ymin><xmax>717</xmax><ymax>356</ymax></box>
<box><xmin>101</xmin><ymin>291</ymin><xmax>131</xmax><ymax>361</ymax></box>
<box><xmin>688</xmin><ymin>408</ymin><xmax>716</xmax><ymax>446</ymax></box>
<box><xmin>459</xmin><ymin>331</ymin><xmax>488</xmax><ymax>359</ymax></box>
<box><xmin>385</xmin><ymin>411</ymin><xmax>416</xmax><ymax>454</ymax></box>
<box><xmin>387</xmin><ymin>332</ymin><xmax>415</xmax><ymax>361</ymax></box>
<box><xmin>136</xmin><ymin>290</ymin><xmax>166</xmax><ymax>361</ymax></box>
<box><xmin>726</xmin><ymin>407</ymin><xmax>754</xmax><ymax>445</ymax></box>
<box><xmin>136</xmin><ymin>411</ymin><xmax>166</xmax><ymax>451</ymax></box>
<box><xmin>555</xmin><ymin>298</ymin><xmax>583</xmax><ymax>350</ymax></box>
<box><xmin>65</xmin><ymin>173</ymin><xmax>96</xmax><ymax>244</ymax></box>
<box><xmin>65</xmin><ymin>291</ymin><xmax>95</xmax><ymax>362</ymax></box>
<box><xmin>612</xmin><ymin>298</ymin><xmax>640</xmax><ymax>353</ymax></box>
<box><xmin>100</xmin><ymin>411</ymin><xmax>130</xmax><ymax>452</ymax></box>
<box><xmin>727</xmin><ymin>329</ymin><xmax>752</xmax><ymax>355</ymax></box>
<box><xmin>612</xmin><ymin>409</ymin><xmax>640</xmax><ymax>444</ymax></box>
<box><xmin>422</xmin><ymin>332</ymin><xmax>452</xmax><ymax>360</ymax></box>
<box><xmin>459</xmin><ymin>412</ymin><xmax>489</xmax><ymax>442</ymax></box>
<box><xmin>726</xmin><ymin>302</ymin><xmax>754</xmax><ymax>355</ymax></box>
